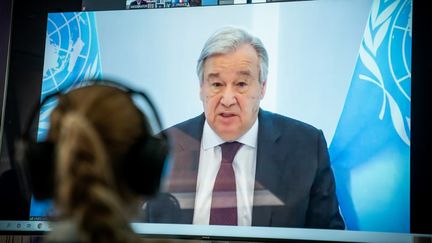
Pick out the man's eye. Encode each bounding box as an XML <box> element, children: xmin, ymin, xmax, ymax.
<box><xmin>211</xmin><ymin>82</ymin><xmax>223</xmax><ymax>88</ymax></box>
<box><xmin>237</xmin><ymin>82</ymin><xmax>248</xmax><ymax>87</ymax></box>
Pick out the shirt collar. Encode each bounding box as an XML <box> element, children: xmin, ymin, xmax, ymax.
<box><xmin>202</xmin><ymin>118</ymin><xmax>259</xmax><ymax>150</ymax></box>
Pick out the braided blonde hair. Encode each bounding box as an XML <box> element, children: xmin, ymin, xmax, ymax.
<box><xmin>47</xmin><ymin>85</ymin><xmax>147</xmax><ymax>243</ymax></box>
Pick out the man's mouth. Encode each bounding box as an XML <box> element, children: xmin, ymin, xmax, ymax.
<box><xmin>220</xmin><ymin>112</ymin><xmax>236</xmax><ymax>118</ymax></box>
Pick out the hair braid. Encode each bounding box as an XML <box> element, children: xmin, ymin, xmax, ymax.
<box><xmin>55</xmin><ymin>112</ymin><xmax>142</xmax><ymax>243</ymax></box>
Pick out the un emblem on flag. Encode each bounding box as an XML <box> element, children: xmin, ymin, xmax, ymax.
<box><xmin>42</xmin><ymin>12</ymin><xmax>101</xmax><ymax>98</ymax></box>
<box><xmin>359</xmin><ymin>0</ymin><xmax>411</xmax><ymax>146</ymax></box>
<box><xmin>39</xmin><ymin>12</ymin><xmax>102</xmax><ymax>139</ymax></box>
<box><xmin>388</xmin><ymin>0</ymin><xmax>411</xmax><ymax>105</ymax></box>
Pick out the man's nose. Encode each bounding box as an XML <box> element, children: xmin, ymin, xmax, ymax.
<box><xmin>220</xmin><ymin>87</ymin><xmax>237</xmax><ymax>107</ymax></box>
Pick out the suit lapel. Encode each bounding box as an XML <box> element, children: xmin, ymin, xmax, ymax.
<box><xmin>252</xmin><ymin>109</ymin><xmax>284</xmax><ymax>226</ymax></box>
<box><xmin>167</xmin><ymin>114</ymin><xmax>205</xmax><ymax>223</ymax></box>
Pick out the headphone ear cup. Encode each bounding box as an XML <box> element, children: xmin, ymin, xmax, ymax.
<box><xmin>124</xmin><ymin>136</ymin><xmax>168</xmax><ymax>196</ymax></box>
<box><xmin>24</xmin><ymin>141</ymin><xmax>55</xmax><ymax>200</ymax></box>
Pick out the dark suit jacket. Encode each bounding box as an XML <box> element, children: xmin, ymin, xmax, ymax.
<box><xmin>146</xmin><ymin>109</ymin><xmax>345</xmax><ymax>229</ymax></box>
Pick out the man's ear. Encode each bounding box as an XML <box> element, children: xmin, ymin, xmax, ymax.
<box><xmin>260</xmin><ymin>81</ymin><xmax>267</xmax><ymax>99</ymax></box>
<box><xmin>199</xmin><ymin>82</ymin><xmax>204</xmax><ymax>101</ymax></box>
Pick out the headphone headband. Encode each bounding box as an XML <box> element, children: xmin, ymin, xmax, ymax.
<box><xmin>23</xmin><ymin>80</ymin><xmax>165</xmax><ymax>140</ymax></box>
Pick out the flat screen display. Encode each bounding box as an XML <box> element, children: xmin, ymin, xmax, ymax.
<box><xmin>1</xmin><ymin>0</ymin><xmax>419</xmax><ymax>241</ymax></box>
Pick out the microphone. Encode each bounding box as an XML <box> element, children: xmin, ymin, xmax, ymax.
<box><xmin>142</xmin><ymin>192</ymin><xmax>181</xmax><ymax>223</ymax></box>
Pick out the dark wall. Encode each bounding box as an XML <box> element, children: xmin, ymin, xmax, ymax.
<box><xmin>0</xmin><ymin>0</ymin><xmax>13</xmax><ymax>122</ymax></box>
<box><xmin>411</xmin><ymin>0</ymin><xmax>432</xmax><ymax>234</ymax></box>
<box><xmin>1</xmin><ymin>0</ymin><xmax>50</xmax><ymax>220</ymax></box>
<box><xmin>0</xmin><ymin>0</ymin><xmax>18</xmax><ymax>220</ymax></box>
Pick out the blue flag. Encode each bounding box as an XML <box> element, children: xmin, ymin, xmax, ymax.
<box><xmin>329</xmin><ymin>0</ymin><xmax>412</xmax><ymax>232</ymax></box>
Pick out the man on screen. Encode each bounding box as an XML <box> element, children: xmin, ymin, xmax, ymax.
<box><xmin>147</xmin><ymin>26</ymin><xmax>345</xmax><ymax>229</ymax></box>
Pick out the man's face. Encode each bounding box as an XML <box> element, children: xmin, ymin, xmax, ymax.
<box><xmin>200</xmin><ymin>44</ymin><xmax>267</xmax><ymax>141</ymax></box>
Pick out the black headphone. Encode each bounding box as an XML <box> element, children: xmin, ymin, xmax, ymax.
<box><xmin>17</xmin><ymin>80</ymin><xmax>169</xmax><ymax>200</ymax></box>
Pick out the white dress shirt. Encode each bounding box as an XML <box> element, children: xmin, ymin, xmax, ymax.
<box><xmin>192</xmin><ymin>119</ymin><xmax>258</xmax><ymax>226</ymax></box>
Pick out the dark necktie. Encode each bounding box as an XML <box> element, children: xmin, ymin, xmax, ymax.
<box><xmin>209</xmin><ymin>141</ymin><xmax>243</xmax><ymax>225</ymax></box>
